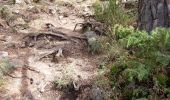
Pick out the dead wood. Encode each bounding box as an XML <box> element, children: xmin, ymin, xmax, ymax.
<box><xmin>138</xmin><ymin>0</ymin><xmax>170</xmax><ymax>31</ymax></box>
<box><xmin>21</xmin><ymin>30</ymin><xmax>86</xmax><ymax>48</ymax></box>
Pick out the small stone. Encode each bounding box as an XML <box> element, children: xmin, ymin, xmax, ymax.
<box><xmin>61</xmin><ymin>19</ymin><xmax>67</xmax><ymax>24</ymax></box>
<box><xmin>28</xmin><ymin>5</ymin><xmax>34</xmax><ymax>9</ymax></box>
<box><xmin>15</xmin><ymin>0</ymin><xmax>22</xmax><ymax>4</ymax></box>
<box><xmin>56</xmin><ymin>48</ymin><xmax>63</xmax><ymax>57</ymax></box>
<box><xmin>49</xmin><ymin>9</ymin><xmax>56</xmax><ymax>14</ymax></box>
<box><xmin>38</xmin><ymin>94</ymin><xmax>41</xmax><ymax>98</ymax></box>
<box><xmin>38</xmin><ymin>82</ymin><xmax>47</xmax><ymax>93</ymax></box>
<box><xmin>49</xmin><ymin>6</ymin><xmax>56</xmax><ymax>15</ymax></box>
<box><xmin>59</xmin><ymin>16</ymin><xmax>64</xmax><ymax>20</ymax></box>
<box><xmin>84</xmin><ymin>7</ymin><xmax>89</xmax><ymax>12</ymax></box>
<box><xmin>0</xmin><ymin>51</ymin><xmax>8</xmax><ymax>59</ymax></box>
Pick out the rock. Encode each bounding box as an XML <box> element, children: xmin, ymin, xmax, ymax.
<box><xmin>28</xmin><ymin>5</ymin><xmax>34</xmax><ymax>9</ymax></box>
<box><xmin>73</xmin><ymin>80</ymin><xmax>81</xmax><ymax>91</ymax></box>
<box><xmin>84</xmin><ymin>6</ymin><xmax>89</xmax><ymax>12</ymax></box>
<box><xmin>59</xmin><ymin>15</ymin><xmax>64</xmax><ymax>20</ymax></box>
<box><xmin>61</xmin><ymin>19</ymin><xmax>67</xmax><ymax>24</ymax></box>
<box><xmin>15</xmin><ymin>0</ymin><xmax>26</xmax><ymax>4</ymax></box>
<box><xmin>38</xmin><ymin>82</ymin><xmax>48</xmax><ymax>93</ymax></box>
<box><xmin>56</xmin><ymin>48</ymin><xmax>63</xmax><ymax>57</ymax></box>
<box><xmin>15</xmin><ymin>0</ymin><xmax>22</xmax><ymax>4</ymax></box>
<box><xmin>0</xmin><ymin>51</ymin><xmax>8</xmax><ymax>59</ymax></box>
<box><xmin>49</xmin><ymin>6</ymin><xmax>56</xmax><ymax>14</ymax></box>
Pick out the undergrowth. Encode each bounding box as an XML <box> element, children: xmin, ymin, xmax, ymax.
<box><xmin>93</xmin><ymin>0</ymin><xmax>136</xmax><ymax>27</ymax></box>
<box><xmin>97</xmin><ymin>25</ymin><xmax>170</xmax><ymax>99</ymax></box>
<box><xmin>93</xmin><ymin>0</ymin><xmax>170</xmax><ymax>99</ymax></box>
<box><xmin>108</xmin><ymin>26</ymin><xmax>170</xmax><ymax>99</ymax></box>
<box><xmin>0</xmin><ymin>6</ymin><xmax>17</xmax><ymax>26</ymax></box>
<box><xmin>0</xmin><ymin>58</ymin><xmax>12</xmax><ymax>86</ymax></box>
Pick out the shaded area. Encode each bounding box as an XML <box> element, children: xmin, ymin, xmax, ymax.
<box><xmin>138</xmin><ymin>0</ymin><xmax>170</xmax><ymax>32</ymax></box>
<box><xmin>20</xmin><ymin>65</ymin><xmax>34</xmax><ymax>100</ymax></box>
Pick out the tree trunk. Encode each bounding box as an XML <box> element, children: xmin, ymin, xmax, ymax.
<box><xmin>138</xmin><ymin>0</ymin><xmax>170</xmax><ymax>32</ymax></box>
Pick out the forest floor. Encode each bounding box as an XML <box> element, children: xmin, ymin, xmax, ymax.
<box><xmin>0</xmin><ymin>0</ymin><xmax>104</xmax><ymax>100</ymax></box>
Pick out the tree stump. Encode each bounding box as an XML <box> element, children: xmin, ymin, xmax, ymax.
<box><xmin>138</xmin><ymin>0</ymin><xmax>170</xmax><ymax>32</ymax></box>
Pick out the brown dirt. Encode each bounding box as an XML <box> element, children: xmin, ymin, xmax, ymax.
<box><xmin>0</xmin><ymin>0</ymin><xmax>101</xmax><ymax>100</ymax></box>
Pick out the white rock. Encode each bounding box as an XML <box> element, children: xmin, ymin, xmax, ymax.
<box><xmin>59</xmin><ymin>16</ymin><xmax>63</xmax><ymax>20</ymax></box>
<box><xmin>61</xmin><ymin>19</ymin><xmax>67</xmax><ymax>24</ymax></box>
<box><xmin>38</xmin><ymin>82</ymin><xmax>48</xmax><ymax>93</ymax></box>
<box><xmin>28</xmin><ymin>5</ymin><xmax>34</xmax><ymax>9</ymax></box>
<box><xmin>0</xmin><ymin>51</ymin><xmax>8</xmax><ymax>59</ymax></box>
<box><xmin>15</xmin><ymin>0</ymin><xmax>22</xmax><ymax>4</ymax></box>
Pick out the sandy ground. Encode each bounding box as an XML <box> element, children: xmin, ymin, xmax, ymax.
<box><xmin>0</xmin><ymin>0</ymin><xmax>101</xmax><ymax>100</ymax></box>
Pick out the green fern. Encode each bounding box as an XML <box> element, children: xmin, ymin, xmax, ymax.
<box><xmin>108</xmin><ymin>26</ymin><xmax>170</xmax><ymax>99</ymax></box>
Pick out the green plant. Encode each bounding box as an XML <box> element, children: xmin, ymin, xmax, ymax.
<box><xmin>0</xmin><ymin>58</ymin><xmax>12</xmax><ymax>87</ymax></box>
<box><xmin>0</xmin><ymin>6</ymin><xmax>17</xmax><ymax>26</ymax></box>
<box><xmin>93</xmin><ymin>0</ymin><xmax>135</xmax><ymax>27</ymax></box>
<box><xmin>108</xmin><ymin>26</ymin><xmax>170</xmax><ymax>99</ymax></box>
<box><xmin>0</xmin><ymin>6</ymin><xmax>11</xmax><ymax>19</ymax></box>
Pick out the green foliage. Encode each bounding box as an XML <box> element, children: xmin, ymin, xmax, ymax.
<box><xmin>93</xmin><ymin>0</ymin><xmax>136</xmax><ymax>26</ymax></box>
<box><xmin>93</xmin><ymin>1</ymin><xmax>169</xmax><ymax>99</ymax></box>
<box><xmin>0</xmin><ymin>58</ymin><xmax>12</xmax><ymax>87</ymax></box>
<box><xmin>0</xmin><ymin>6</ymin><xmax>17</xmax><ymax>25</ymax></box>
<box><xmin>0</xmin><ymin>6</ymin><xmax>11</xmax><ymax>19</ymax></box>
<box><xmin>108</xmin><ymin>26</ymin><xmax>170</xmax><ymax>99</ymax></box>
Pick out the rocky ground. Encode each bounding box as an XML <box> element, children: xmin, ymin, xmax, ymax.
<box><xmin>0</xmin><ymin>0</ymin><xmax>104</xmax><ymax>100</ymax></box>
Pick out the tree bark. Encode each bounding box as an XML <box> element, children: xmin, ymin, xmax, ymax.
<box><xmin>138</xmin><ymin>0</ymin><xmax>170</xmax><ymax>32</ymax></box>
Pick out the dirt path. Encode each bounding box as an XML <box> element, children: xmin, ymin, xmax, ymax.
<box><xmin>0</xmin><ymin>0</ymin><xmax>102</xmax><ymax>100</ymax></box>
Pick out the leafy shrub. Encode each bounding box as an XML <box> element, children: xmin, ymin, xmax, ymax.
<box><xmin>0</xmin><ymin>58</ymin><xmax>12</xmax><ymax>86</ymax></box>
<box><xmin>0</xmin><ymin>6</ymin><xmax>17</xmax><ymax>26</ymax></box>
<box><xmin>109</xmin><ymin>26</ymin><xmax>170</xmax><ymax>99</ymax></box>
<box><xmin>0</xmin><ymin>6</ymin><xmax>11</xmax><ymax>19</ymax></box>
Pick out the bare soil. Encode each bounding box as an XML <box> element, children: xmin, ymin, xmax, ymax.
<box><xmin>0</xmin><ymin>0</ymin><xmax>102</xmax><ymax>100</ymax></box>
